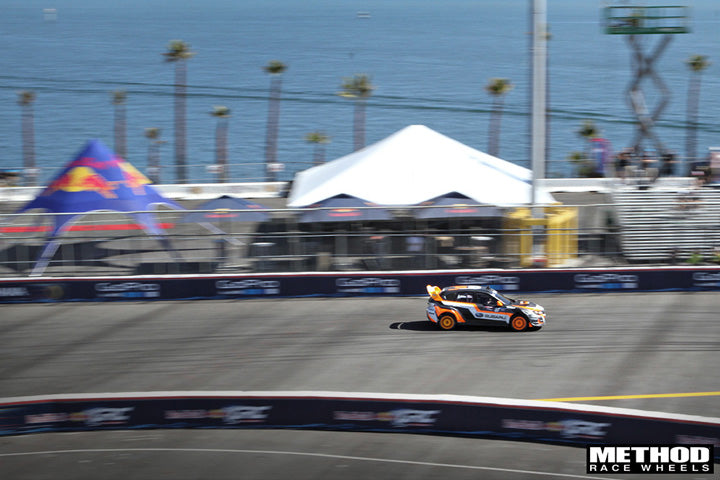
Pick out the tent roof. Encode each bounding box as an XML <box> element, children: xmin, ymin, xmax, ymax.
<box><xmin>413</xmin><ymin>192</ymin><xmax>503</xmax><ymax>219</ymax></box>
<box><xmin>16</xmin><ymin>139</ymin><xmax>181</xmax><ymax>236</ymax></box>
<box><xmin>180</xmin><ymin>195</ymin><xmax>270</xmax><ymax>223</ymax></box>
<box><xmin>287</xmin><ymin>125</ymin><xmax>555</xmax><ymax>207</ymax></box>
<box><xmin>297</xmin><ymin>194</ymin><xmax>393</xmax><ymax>223</ymax></box>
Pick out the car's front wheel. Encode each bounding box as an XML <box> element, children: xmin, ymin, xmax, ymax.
<box><xmin>509</xmin><ymin>315</ymin><xmax>528</xmax><ymax>332</ymax></box>
<box><xmin>438</xmin><ymin>314</ymin><xmax>456</xmax><ymax>331</ymax></box>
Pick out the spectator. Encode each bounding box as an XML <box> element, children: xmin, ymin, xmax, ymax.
<box><xmin>660</xmin><ymin>151</ymin><xmax>677</xmax><ymax>176</ymax></box>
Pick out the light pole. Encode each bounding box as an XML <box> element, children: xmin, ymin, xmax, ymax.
<box><xmin>530</xmin><ymin>0</ymin><xmax>548</xmax><ymax>264</ymax></box>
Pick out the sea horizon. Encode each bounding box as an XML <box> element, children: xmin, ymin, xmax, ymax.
<box><xmin>1</xmin><ymin>0</ymin><xmax>719</xmax><ymax>185</ymax></box>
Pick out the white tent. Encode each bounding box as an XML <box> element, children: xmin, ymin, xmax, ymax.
<box><xmin>288</xmin><ymin>125</ymin><xmax>556</xmax><ymax>207</ymax></box>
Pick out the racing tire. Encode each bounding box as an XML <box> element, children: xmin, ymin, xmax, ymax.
<box><xmin>509</xmin><ymin>315</ymin><xmax>529</xmax><ymax>332</ymax></box>
<box><xmin>438</xmin><ymin>314</ymin><xmax>457</xmax><ymax>331</ymax></box>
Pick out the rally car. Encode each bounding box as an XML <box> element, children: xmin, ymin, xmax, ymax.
<box><xmin>426</xmin><ymin>284</ymin><xmax>546</xmax><ymax>331</ymax></box>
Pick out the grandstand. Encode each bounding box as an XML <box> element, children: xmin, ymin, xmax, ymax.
<box><xmin>611</xmin><ymin>185</ymin><xmax>720</xmax><ymax>263</ymax></box>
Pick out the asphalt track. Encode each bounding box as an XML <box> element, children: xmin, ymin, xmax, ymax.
<box><xmin>1</xmin><ymin>292</ymin><xmax>719</xmax><ymax>479</ymax></box>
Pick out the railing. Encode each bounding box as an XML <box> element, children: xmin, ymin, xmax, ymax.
<box><xmin>3</xmin><ymin>184</ymin><xmax>720</xmax><ymax>277</ymax></box>
<box><xmin>0</xmin><ymin>204</ymin><xmax>639</xmax><ymax>278</ymax></box>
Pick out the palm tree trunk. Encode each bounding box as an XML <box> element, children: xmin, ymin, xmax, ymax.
<box><xmin>174</xmin><ymin>61</ymin><xmax>188</xmax><ymax>183</ymax></box>
<box><xmin>487</xmin><ymin>97</ymin><xmax>504</xmax><ymax>157</ymax></box>
<box><xmin>216</xmin><ymin>117</ymin><xmax>229</xmax><ymax>183</ymax></box>
<box><xmin>21</xmin><ymin>104</ymin><xmax>36</xmax><ymax>186</ymax></box>
<box><xmin>685</xmin><ymin>74</ymin><xmax>702</xmax><ymax>170</ymax></box>
<box><xmin>265</xmin><ymin>76</ymin><xmax>282</xmax><ymax>181</ymax></box>
<box><xmin>148</xmin><ymin>142</ymin><xmax>161</xmax><ymax>184</ymax></box>
<box><xmin>114</xmin><ymin>102</ymin><xmax>126</xmax><ymax>159</ymax></box>
<box><xmin>353</xmin><ymin>99</ymin><xmax>366</xmax><ymax>151</ymax></box>
<box><xmin>313</xmin><ymin>144</ymin><xmax>326</xmax><ymax>165</ymax></box>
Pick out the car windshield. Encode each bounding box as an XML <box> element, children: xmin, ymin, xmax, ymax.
<box><xmin>491</xmin><ymin>289</ymin><xmax>515</xmax><ymax>304</ymax></box>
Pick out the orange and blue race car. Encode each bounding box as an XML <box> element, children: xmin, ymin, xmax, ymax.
<box><xmin>426</xmin><ymin>284</ymin><xmax>546</xmax><ymax>331</ymax></box>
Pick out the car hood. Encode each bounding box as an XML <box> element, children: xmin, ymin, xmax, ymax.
<box><xmin>511</xmin><ymin>300</ymin><xmax>544</xmax><ymax>312</ymax></box>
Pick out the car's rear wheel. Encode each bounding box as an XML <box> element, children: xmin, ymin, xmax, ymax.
<box><xmin>438</xmin><ymin>314</ymin><xmax>456</xmax><ymax>331</ymax></box>
<box><xmin>509</xmin><ymin>315</ymin><xmax>528</xmax><ymax>332</ymax></box>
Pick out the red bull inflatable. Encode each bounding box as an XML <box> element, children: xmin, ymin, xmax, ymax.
<box><xmin>15</xmin><ymin>139</ymin><xmax>182</xmax><ymax>275</ymax></box>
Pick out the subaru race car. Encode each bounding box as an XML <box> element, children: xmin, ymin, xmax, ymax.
<box><xmin>426</xmin><ymin>285</ymin><xmax>546</xmax><ymax>331</ymax></box>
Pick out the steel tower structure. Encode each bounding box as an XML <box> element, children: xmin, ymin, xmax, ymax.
<box><xmin>603</xmin><ymin>4</ymin><xmax>690</xmax><ymax>157</ymax></box>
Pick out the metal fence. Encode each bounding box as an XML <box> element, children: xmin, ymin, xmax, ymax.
<box><xmin>0</xmin><ymin>205</ymin><xmax>605</xmax><ymax>277</ymax></box>
<box><xmin>2</xmin><ymin>192</ymin><xmax>720</xmax><ymax>278</ymax></box>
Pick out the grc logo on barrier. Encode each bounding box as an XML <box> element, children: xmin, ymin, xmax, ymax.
<box><xmin>334</xmin><ymin>409</ymin><xmax>440</xmax><ymax>428</ymax></box>
<box><xmin>502</xmin><ymin>418</ymin><xmax>610</xmax><ymax>440</ymax></box>
<box><xmin>26</xmin><ymin>407</ymin><xmax>135</xmax><ymax>427</ymax></box>
<box><xmin>693</xmin><ymin>272</ymin><xmax>720</xmax><ymax>288</ymax></box>
<box><xmin>164</xmin><ymin>406</ymin><xmax>272</xmax><ymax>424</ymax></box>
<box><xmin>574</xmin><ymin>273</ymin><xmax>638</xmax><ymax>290</ymax></box>
<box><xmin>95</xmin><ymin>282</ymin><xmax>161</xmax><ymax>299</ymax></box>
<box><xmin>336</xmin><ymin>278</ymin><xmax>401</xmax><ymax>294</ymax></box>
<box><xmin>455</xmin><ymin>275</ymin><xmax>520</xmax><ymax>291</ymax></box>
<box><xmin>215</xmin><ymin>279</ymin><xmax>280</xmax><ymax>296</ymax></box>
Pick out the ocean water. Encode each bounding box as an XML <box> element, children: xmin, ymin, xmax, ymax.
<box><xmin>1</xmin><ymin>0</ymin><xmax>719</xmax><ymax>185</ymax></box>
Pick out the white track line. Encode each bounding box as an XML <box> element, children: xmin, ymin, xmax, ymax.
<box><xmin>0</xmin><ymin>447</ymin><xmax>614</xmax><ymax>479</ymax></box>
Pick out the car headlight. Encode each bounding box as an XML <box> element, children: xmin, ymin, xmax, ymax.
<box><xmin>520</xmin><ymin>308</ymin><xmax>540</xmax><ymax>318</ymax></box>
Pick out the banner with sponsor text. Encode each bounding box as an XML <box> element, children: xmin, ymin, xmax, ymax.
<box><xmin>1</xmin><ymin>392</ymin><xmax>718</xmax><ymax>462</ymax></box>
<box><xmin>1</xmin><ymin>267</ymin><xmax>720</xmax><ymax>303</ymax></box>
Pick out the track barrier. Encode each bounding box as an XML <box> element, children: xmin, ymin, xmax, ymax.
<box><xmin>1</xmin><ymin>391</ymin><xmax>718</xmax><ymax>461</ymax></box>
<box><xmin>1</xmin><ymin>266</ymin><xmax>720</xmax><ymax>303</ymax></box>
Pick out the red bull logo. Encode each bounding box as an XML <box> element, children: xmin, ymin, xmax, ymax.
<box><xmin>42</xmin><ymin>166</ymin><xmax>118</xmax><ymax>198</ymax></box>
<box><xmin>445</xmin><ymin>203</ymin><xmax>478</xmax><ymax>214</ymax></box>
<box><xmin>118</xmin><ymin>161</ymin><xmax>151</xmax><ymax>195</ymax></box>
<box><xmin>329</xmin><ymin>208</ymin><xmax>362</xmax><ymax>217</ymax></box>
<box><xmin>205</xmin><ymin>208</ymin><xmax>238</xmax><ymax>219</ymax></box>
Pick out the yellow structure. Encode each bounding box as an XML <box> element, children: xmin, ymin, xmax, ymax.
<box><xmin>503</xmin><ymin>207</ymin><xmax>578</xmax><ymax>267</ymax></box>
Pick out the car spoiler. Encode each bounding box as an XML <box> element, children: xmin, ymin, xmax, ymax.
<box><xmin>426</xmin><ymin>285</ymin><xmax>443</xmax><ymax>302</ymax></box>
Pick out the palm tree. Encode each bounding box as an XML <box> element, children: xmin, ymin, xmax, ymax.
<box><xmin>339</xmin><ymin>74</ymin><xmax>374</xmax><ymax>151</ymax></box>
<box><xmin>575</xmin><ymin>120</ymin><xmax>601</xmax><ymax>177</ymax></box>
<box><xmin>305</xmin><ymin>131</ymin><xmax>331</xmax><ymax>165</ymax></box>
<box><xmin>485</xmin><ymin>78</ymin><xmax>513</xmax><ymax>157</ymax></box>
<box><xmin>17</xmin><ymin>90</ymin><xmax>37</xmax><ymax>186</ymax></box>
<box><xmin>210</xmin><ymin>106</ymin><xmax>231</xmax><ymax>183</ymax></box>
<box><xmin>263</xmin><ymin>60</ymin><xmax>287</xmax><ymax>182</ymax></box>
<box><xmin>111</xmin><ymin>90</ymin><xmax>127</xmax><ymax>158</ymax></box>
<box><xmin>578</xmin><ymin>119</ymin><xmax>599</xmax><ymax>143</ymax></box>
<box><xmin>144</xmin><ymin>127</ymin><xmax>164</xmax><ymax>184</ymax></box>
<box><xmin>685</xmin><ymin>54</ymin><xmax>710</xmax><ymax>171</ymax></box>
<box><xmin>163</xmin><ymin>40</ymin><xmax>195</xmax><ymax>184</ymax></box>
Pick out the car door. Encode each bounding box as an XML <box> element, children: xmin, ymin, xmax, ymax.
<box><xmin>471</xmin><ymin>291</ymin><xmax>510</xmax><ymax>326</ymax></box>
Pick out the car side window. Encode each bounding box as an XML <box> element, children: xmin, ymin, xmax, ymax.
<box><xmin>442</xmin><ymin>291</ymin><xmax>457</xmax><ymax>301</ymax></box>
<box><xmin>456</xmin><ymin>292</ymin><xmax>473</xmax><ymax>303</ymax></box>
<box><xmin>475</xmin><ymin>293</ymin><xmax>494</xmax><ymax>306</ymax></box>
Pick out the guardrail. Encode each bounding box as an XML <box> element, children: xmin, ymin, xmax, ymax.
<box><xmin>1</xmin><ymin>391</ymin><xmax>718</xmax><ymax>461</ymax></box>
<box><xmin>1</xmin><ymin>266</ymin><xmax>720</xmax><ymax>303</ymax></box>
